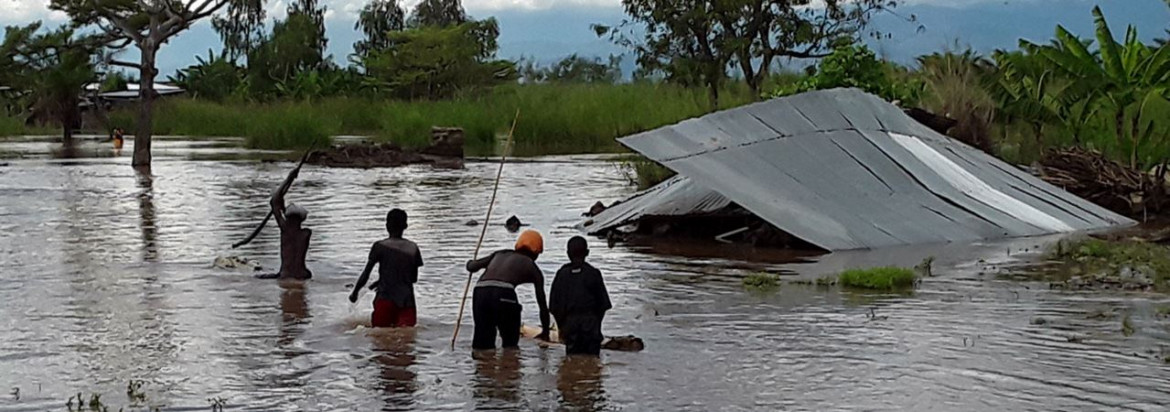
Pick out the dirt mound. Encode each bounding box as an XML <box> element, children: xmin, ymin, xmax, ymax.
<box><xmin>306</xmin><ymin>127</ymin><xmax>464</xmax><ymax>169</ymax></box>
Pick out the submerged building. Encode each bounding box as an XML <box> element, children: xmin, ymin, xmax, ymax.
<box><xmin>581</xmin><ymin>88</ymin><xmax>1133</xmax><ymax>251</ymax></box>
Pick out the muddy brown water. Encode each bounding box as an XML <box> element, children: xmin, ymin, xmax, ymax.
<box><xmin>1</xmin><ymin>137</ymin><xmax>1168</xmax><ymax>411</ymax></box>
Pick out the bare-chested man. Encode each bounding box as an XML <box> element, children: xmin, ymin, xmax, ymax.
<box><xmin>257</xmin><ymin>168</ymin><xmax>312</xmax><ymax>280</ymax></box>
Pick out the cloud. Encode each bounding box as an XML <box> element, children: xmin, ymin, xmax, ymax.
<box><xmin>0</xmin><ymin>0</ymin><xmax>68</xmax><ymax>25</ymax></box>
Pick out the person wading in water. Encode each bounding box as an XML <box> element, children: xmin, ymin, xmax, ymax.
<box><xmin>256</xmin><ymin>167</ymin><xmax>313</xmax><ymax>280</ymax></box>
<box><xmin>349</xmin><ymin>208</ymin><xmax>424</xmax><ymax>327</ymax></box>
<box><xmin>550</xmin><ymin>236</ymin><xmax>611</xmax><ymax>356</ymax></box>
<box><xmin>465</xmin><ymin>230</ymin><xmax>551</xmax><ymax>349</ymax></box>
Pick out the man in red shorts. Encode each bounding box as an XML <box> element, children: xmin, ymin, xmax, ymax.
<box><xmin>349</xmin><ymin>208</ymin><xmax>424</xmax><ymax>327</ymax></box>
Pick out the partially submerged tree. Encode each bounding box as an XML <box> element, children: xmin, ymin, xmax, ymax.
<box><xmin>354</xmin><ymin>0</ymin><xmax>406</xmax><ymax>59</ymax></box>
<box><xmin>598</xmin><ymin>0</ymin><xmax>896</xmax><ymax>107</ymax></box>
<box><xmin>50</xmin><ymin>0</ymin><xmax>244</xmax><ymax>166</ymax></box>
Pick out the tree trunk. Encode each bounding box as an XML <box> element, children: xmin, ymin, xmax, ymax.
<box><xmin>132</xmin><ymin>44</ymin><xmax>158</xmax><ymax>167</ymax></box>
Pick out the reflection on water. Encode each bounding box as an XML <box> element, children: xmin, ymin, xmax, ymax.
<box><xmin>558</xmin><ymin>355</ymin><xmax>606</xmax><ymax>411</ymax></box>
<box><xmin>472</xmin><ymin>349</ymin><xmax>522</xmax><ymax>409</ymax></box>
<box><xmin>1</xmin><ymin>138</ymin><xmax>1169</xmax><ymax>411</ymax></box>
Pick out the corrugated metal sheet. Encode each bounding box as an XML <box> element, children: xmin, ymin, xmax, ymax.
<box><xmin>578</xmin><ymin>174</ymin><xmax>733</xmax><ymax>232</ymax></box>
<box><xmin>597</xmin><ymin>88</ymin><xmax>1133</xmax><ymax>251</ymax></box>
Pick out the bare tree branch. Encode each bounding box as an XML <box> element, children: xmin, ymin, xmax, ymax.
<box><xmin>109</xmin><ymin>60</ymin><xmax>144</xmax><ymax>69</ymax></box>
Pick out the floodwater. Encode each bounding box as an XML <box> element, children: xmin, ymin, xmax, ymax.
<box><xmin>1</xmin><ymin>137</ymin><xmax>1168</xmax><ymax>411</ymax></box>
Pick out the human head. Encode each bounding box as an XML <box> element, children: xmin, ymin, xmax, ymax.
<box><xmin>286</xmin><ymin>203</ymin><xmax>308</xmax><ymax>226</ymax></box>
<box><xmin>386</xmin><ymin>208</ymin><xmax>407</xmax><ymax>235</ymax></box>
<box><xmin>514</xmin><ymin>230</ymin><xmax>544</xmax><ymax>259</ymax></box>
<box><xmin>567</xmin><ymin>236</ymin><xmax>589</xmax><ymax>263</ymax></box>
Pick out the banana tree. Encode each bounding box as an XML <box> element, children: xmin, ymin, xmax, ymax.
<box><xmin>1023</xmin><ymin>6</ymin><xmax>1170</xmax><ymax>168</ymax></box>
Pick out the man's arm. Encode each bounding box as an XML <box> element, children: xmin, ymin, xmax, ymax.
<box><xmin>465</xmin><ymin>253</ymin><xmax>494</xmax><ymax>273</ymax></box>
<box><xmin>350</xmin><ymin>245</ymin><xmax>379</xmax><ymax>302</ymax></box>
<box><xmin>592</xmin><ymin>268</ymin><xmax>613</xmax><ymax>316</ymax></box>
<box><xmin>269</xmin><ymin>168</ymin><xmax>300</xmax><ymax>229</ymax></box>
<box><xmin>534</xmin><ymin>274</ymin><xmax>551</xmax><ymax>340</ymax></box>
<box><xmin>270</xmin><ymin>188</ymin><xmax>287</xmax><ymax>230</ymax></box>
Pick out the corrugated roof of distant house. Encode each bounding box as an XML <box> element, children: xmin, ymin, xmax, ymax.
<box><xmin>585</xmin><ymin>88</ymin><xmax>1134</xmax><ymax>251</ymax></box>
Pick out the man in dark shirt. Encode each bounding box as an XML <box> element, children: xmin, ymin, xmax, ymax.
<box><xmin>550</xmin><ymin>236</ymin><xmax>612</xmax><ymax>356</ymax></box>
<box><xmin>350</xmin><ymin>209</ymin><xmax>424</xmax><ymax>327</ymax></box>
<box><xmin>465</xmin><ymin>230</ymin><xmax>551</xmax><ymax>349</ymax></box>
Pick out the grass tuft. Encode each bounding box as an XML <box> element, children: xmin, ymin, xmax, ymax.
<box><xmin>838</xmin><ymin>267</ymin><xmax>917</xmax><ymax>290</ymax></box>
<box><xmin>743</xmin><ymin>272</ymin><xmax>781</xmax><ymax>290</ymax></box>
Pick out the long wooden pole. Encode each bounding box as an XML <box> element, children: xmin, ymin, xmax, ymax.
<box><xmin>451</xmin><ymin>109</ymin><xmax>519</xmax><ymax>349</ymax></box>
<box><xmin>232</xmin><ymin>142</ymin><xmax>317</xmax><ymax>249</ymax></box>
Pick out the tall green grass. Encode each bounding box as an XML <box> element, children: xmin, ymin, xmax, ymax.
<box><xmin>105</xmin><ymin>83</ymin><xmax>756</xmax><ymax>152</ymax></box>
<box><xmin>243</xmin><ymin>104</ymin><xmax>337</xmax><ymax>149</ymax></box>
<box><xmin>0</xmin><ymin>116</ymin><xmax>24</xmax><ymax>136</ymax></box>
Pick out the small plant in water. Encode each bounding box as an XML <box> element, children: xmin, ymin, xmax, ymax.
<box><xmin>208</xmin><ymin>396</ymin><xmax>228</xmax><ymax>411</ymax></box>
<box><xmin>838</xmin><ymin>267</ymin><xmax>917</xmax><ymax>290</ymax></box>
<box><xmin>915</xmin><ymin>256</ymin><xmax>935</xmax><ymax>277</ymax></box>
<box><xmin>1122</xmin><ymin>313</ymin><xmax>1136</xmax><ymax>337</ymax></box>
<box><xmin>127</xmin><ymin>380</ymin><xmax>147</xmax><ymax>405</ymax></box>
<box><xmin>742</xmin><ymin>273</ymin><xmax>780</xmax><ymax>290</ymax></box>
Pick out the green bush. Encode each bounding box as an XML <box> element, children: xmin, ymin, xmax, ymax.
<box><xmin>838</xmin><ymin>267</ymin><xmax>917</xmax><ymax>290</ymax></box>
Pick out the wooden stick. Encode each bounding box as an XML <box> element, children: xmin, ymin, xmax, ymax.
<box><xmin>232</xmin><ymin>143</ymin><xmax>317</xmax><ymax>249</ymax></box>
<box><xmin>451</xmin><ymin>109</ymin><xmax>519</xmax><ymax>349</ymax></box>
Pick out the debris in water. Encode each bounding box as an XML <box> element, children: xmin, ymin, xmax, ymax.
<box><xmin>213</xmin><ymin>255</ymin><xmax>262</xmax><ymax>272</ymax></box>
<box><xmin>504</xmin><ymin>216</ymin><xmax>522</xmax><ymax>232</ymax></box>
<box><xmin>306</xmin><ymin>127</ymin><xmax>465</xmax><ymax>169</ymax></box>
<box><xmin>1031</xmin><ymin>317</ymin><xmax>1048</xmax><ymax>326</ymax></box>
<box><xmin>1122</xmin><ymin>314</ymin><xmax>1136</xmax><ymax>337</ymax></box>
<box><xmin>742</xmin><ymin>273</ymin><xmax>780</xmax><ymax>290</ymax></box>
<box><xmin>465</xmin><ymin>219</ymin><xmax>479</xmax><ymax>226</ymax></box>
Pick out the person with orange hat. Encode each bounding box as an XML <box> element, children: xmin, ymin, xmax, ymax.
<box><xmin>465</xmin><ymin>229</ymin><xmax>551</xmax><ymax>349</ymax></box>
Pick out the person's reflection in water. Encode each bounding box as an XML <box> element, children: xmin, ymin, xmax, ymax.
<box><xmin>277</xmin><ymin>280</ymin><xmax>310</xmax><ymax>349</ymax></box>
<box><xmin>134</xmin><ymin>166</ymin><xmax>158</xmax><ymax>261</ymax></box>
<box><xmin>472</xmin><ymin>349</ymin><xmax>523</xmax><ymax>408</ymax></box>
<box><xmin>557</xmin><ymin>355</ymin><xmax>607</xmax><ymax>411</ymax></box>
<box><xmin>369</xmin><ymin>328</ymin><xmax>418</xmax><ymax>411</ymax></box>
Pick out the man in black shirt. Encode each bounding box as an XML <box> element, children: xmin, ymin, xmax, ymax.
<box><xmin>350</xmin><ymin>209</ymin><xmax>424</xmax><ymax>327</ymax></box>
<box><xmin>550</xmin><ymin>236</ymin><xmax>611</xmax><ymax>355</ymax></box>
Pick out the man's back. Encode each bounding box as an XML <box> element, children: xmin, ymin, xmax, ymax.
<box><xmin>371</xmin><ymin>237</ymin><xmax>423</xmax><ymax>307</ymax></box>
<box><xmin>279</xmin><ymin>228</ymin><xmax>313</xmax><ymax>279</ymax></box>
<box><xmin>550</xmin><ymin>261</ymin><xmax>611</xmax><ymax>318</ymax></box>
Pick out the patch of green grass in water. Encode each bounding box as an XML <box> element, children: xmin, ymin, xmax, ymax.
<box><xmin>838</xmin><ymin>267</ymin><xmax>917</xmax><ymax>290</ymax></box>
<box><xmin>1049</xmin><ymin>238</ymin><xmax>1170</xmax><ymax>291</ymax></box>
<box><xmin>743</xmin><ymin>272</ymin><xmax>780</xmax><ymax>290</ymax></box>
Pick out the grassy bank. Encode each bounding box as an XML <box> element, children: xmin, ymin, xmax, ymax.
<box><xmin>105</xmin><ymin>83</ymin><xmax>755</xmax><ymax>154</ymax></box>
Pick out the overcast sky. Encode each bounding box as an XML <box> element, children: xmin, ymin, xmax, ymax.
<box><xmin>2</xmin><ymin>0</ymin><xmax>1167</xmax><ymax>76</ymax></box>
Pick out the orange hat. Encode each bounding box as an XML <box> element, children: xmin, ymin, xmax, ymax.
<box><xmin>515</xmin><ymin>230</ymin><xmax>544</xmax><ymax>255</ymax></box>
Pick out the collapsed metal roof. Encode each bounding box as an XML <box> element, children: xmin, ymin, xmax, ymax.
<box><xmin>583</xmin><ymin>88</ymin><xmax>1134</xmax><ymax>251</ymax></box>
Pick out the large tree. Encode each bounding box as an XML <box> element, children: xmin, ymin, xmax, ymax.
<box><xmin>353</xmin><ymin>0</ymin><xmax>406</xmax><ymax>58</ymax></box>
<box><xmin>408</xmin><ymin>0</ymin><xmax>467</xmax><ymax>28</ymax></box>
<box><xmin>50</xmin><ymin>0</ymin><xmax>242</xmax><ymax>167</ymax></box>
<box><xmin>599</xmin><ymin>0</ymin><xmax>894</xmax><ymax>106</ymax></box>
